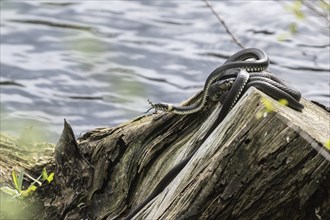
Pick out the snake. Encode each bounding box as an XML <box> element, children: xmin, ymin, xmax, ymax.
<box><xmin>148</xmin><ymin>48</ymin><xmax>269</xmax><ymax>115</ymax></box>
<box><xmin>122</xmin><ymin>49</ymin><xmax>304</xmax><ymax>219</ymax></box>
<box><xmin>209</xmin><ymin>70</ymin><xmax>303</xmax><ymax>111</ymax></box>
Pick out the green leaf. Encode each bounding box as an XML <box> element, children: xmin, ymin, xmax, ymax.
<box><xmin>261</xmin><ymin>97</ymin><xmax>275</xmax><ymax>112</ymax></box>
<box><xmin>0</xmin><ymin>186</ymin><xmax>19</xmax><ymax>196</ymax></box>
<box><xmin>277</xmin><ymin>33</ymin><xmax>290</xmax><ymax>42</ymax></box>
<box><xmin>279</xmin><ymin>99</ymin><xmax>289</xmax><ymax>106</ymax></box>
<box><xmin>29</xmin><ymin>185</ymin><xmax>37</xmax><ymax>191</ymax></box>
<box><xmin>325</xmin><ymin>140</ymin><xmax>330</xmax><ymax>150</ymax></box>
<box><xmin>293</xmin><ymin>3</ymin><xmax>305</xmax><ymax>20</ymax></box>
<box><xmin>21</xmin><ymin>185</ymin><xmax>37</xmax><ymax>197</ymax></box>
<box><xmin>12</xmin><ymin>171</ymin><xmax>20</xmax><ymax>192</ymax></box>
<box><xmin>42</xmin><ymin>168</ymin><xmax>48</xmax><ymax>181</ymax></box>
<box><xmin>47</xmin><ymin>173</ymin><xmax>54</xmax><ymax>183</ymax></box>
<box><xmin>256</xmin><ymin>97</ymin><xmax>276</xmax><ymax>119</ymax></box>
<box><xmin>284</xmin><ymin>0</ymin><xmax>305</xmax><ymax>20</ymax></box>
<box><xmin>290</xmin><ymin>1</ymin><xmax>305</xmax><ymax>20</ymax></box>
<box><xmin>289</xmin><ymin>23</ymin><xmax>298</xmax><ymax>34</ymax></box>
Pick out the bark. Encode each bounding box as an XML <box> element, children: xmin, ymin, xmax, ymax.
<box><xmin>0</xmin><ymin>88</ymin><xmax>329</xmax><ymax>220</ymax></box>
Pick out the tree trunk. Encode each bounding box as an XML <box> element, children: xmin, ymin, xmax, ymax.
<box><xmin>0</xmin><ymin>88</ymin><xmax>329</xmax><ymax>220</ymax></box>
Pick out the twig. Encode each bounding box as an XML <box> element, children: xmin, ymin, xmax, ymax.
<box><xmin>203</xmin><ymin>0</ymin><xmax>245</xmax><ymax>49</ymax></box>
<box><xmin>301</xmin><ymin>0</ymin><xmax>330</xmax><ymax>26</ymax></box>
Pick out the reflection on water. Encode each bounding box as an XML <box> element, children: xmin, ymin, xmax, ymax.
<box><xmin>0</xmin><ymin>1</ymin><xmax>329</xmax><ymax>142</ymax></box>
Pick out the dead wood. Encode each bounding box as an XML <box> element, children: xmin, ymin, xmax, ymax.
<box><xmin>0</xmin><ymin>88</ymin><xmax>329</xmax><ymax>220</ymax></box>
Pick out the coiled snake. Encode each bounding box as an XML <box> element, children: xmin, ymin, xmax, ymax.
<box><xmin>123</xmin><ymin>48</ymin><xmax>304</xmax><ymax>220</ymax></box>
<box><xmin>148</xmin><ymin>48</ymin><xmax>303</xmax><ymax>115</ymax></box>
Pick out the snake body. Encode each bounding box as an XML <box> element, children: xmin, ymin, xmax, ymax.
<box><xmin>123</xmin><ymin>48</ymin><xmax>304</xmax><ymax>220</ymax></box>
<box><xmin>209</xmin><ymin>71</ymin><xmax>303</xmax><ymax>111</ymax></box>
<box><xmin>149</xmin><ymin>48</ymin><xmax>269</xmax><ymax>114</ymax></box>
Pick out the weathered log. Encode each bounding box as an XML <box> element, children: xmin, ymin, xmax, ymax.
<box><xmin>0</xmin><ymin>87</ymin><xmax>329</xmax><ymax>220</ymax></box>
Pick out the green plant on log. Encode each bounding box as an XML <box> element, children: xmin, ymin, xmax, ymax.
<box><xmin>256</xmin><ymin>97</ymin><xmax>288</xmax><ymax>119</ymax></box>
<box><xmin>325</xmin><ymin>140</ymin><xmax>330</xmax><ymax>151</ymax></box>
<box><xmin>0</xmin><ymin>168</ymin><xmax>54</xmax><ymax>198</ymax></box>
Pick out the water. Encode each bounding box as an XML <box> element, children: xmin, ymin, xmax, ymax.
<box><xmin>1</xmin><ymin>1</ymin><xmax>329</xmax><ymax>143</ymax></box>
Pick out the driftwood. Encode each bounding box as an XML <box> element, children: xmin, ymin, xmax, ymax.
<box><xmin>0</xmin><ymin>88</ymin><xmax>329</xmax><ymax>220</ymax></box>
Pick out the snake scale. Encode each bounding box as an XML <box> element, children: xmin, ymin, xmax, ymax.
<box><xmin>122</xmin><ymin>48</ymin><xmax>304</xmax><ymax>220</ymax></box>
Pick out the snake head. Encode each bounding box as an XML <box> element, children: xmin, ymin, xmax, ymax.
<box><xmin>208</xmin><ymin>79</ymin><xmax>234</xmax><ymax>102</ymax></box>
<box><xmin>146</xmin><ymin>99</ymin><xmax>172</xmax><ymax>113</ymax></box>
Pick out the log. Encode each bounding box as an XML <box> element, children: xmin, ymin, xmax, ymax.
<box><xmin>0</xmin><ymin>87</ymin><xmax>329</xmax><ymax>220</ymax></box>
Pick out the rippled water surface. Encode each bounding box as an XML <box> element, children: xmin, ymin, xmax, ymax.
<box><xmin>1</xmin><ymin>1</ymin><xmax>329</xmax><ymax>142</ymax></box>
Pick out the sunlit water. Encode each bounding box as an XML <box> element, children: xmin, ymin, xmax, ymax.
<box><xmin>1</xmin><ymin>1</ymin><xmax>329</xmax><ymax>143</ymax></box>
